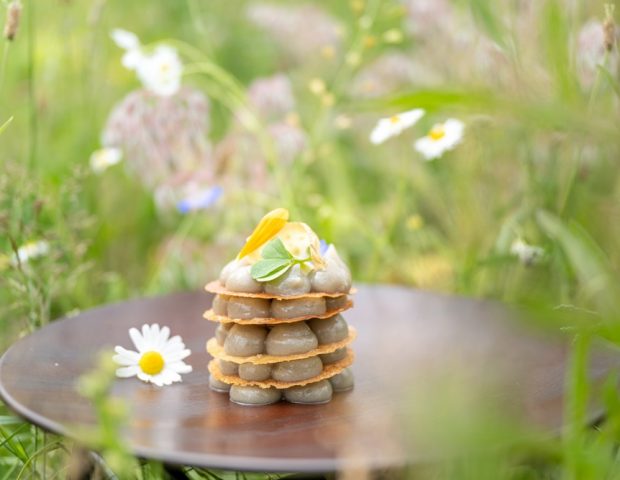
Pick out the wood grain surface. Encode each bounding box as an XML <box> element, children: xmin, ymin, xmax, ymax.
<box><xmin>0</xmin><ymin>285</ymin><xmax>617</xmax><ymax>472</ymax></box>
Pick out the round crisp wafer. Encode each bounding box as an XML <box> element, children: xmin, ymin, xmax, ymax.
<box><xmin>203</xmin><ymin>299</ymin><xmax>353</xmax><ymax>325</ymax></box>
<box><xmin>206</xmin><ymin>326</ymin><xmax>357</xmax><ymax>364</ymax></box>
<box><xmin>208</xmin><ymin>348</ymin><xmax>354</xmax><ymax>389</ymax></box>
<box><xmin>205</xmin><ymin>280</ymin><xmax>356</xmax><ymax>300</ymax></box>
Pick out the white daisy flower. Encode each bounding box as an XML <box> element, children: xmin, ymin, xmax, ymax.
<box><xmin>510</xmin><ymin>238</ymin><xmax>545</xmax><ymax>266</ymax></box>
<box><xmin>136</xmin><ymin>46</ymin><xmax>183</xmax><ymax>97</ymax></box>
<box><xmin>370</xmin><ymin>108</ymin><xmax>425</xmax><ymax>145</ymax></box>
<box><xmin>414</xmin><ymin>118</ymin><xmax>464</xmax><ymax>160</ymax></box>
<box><xmin>10</xmin><ymin>240</ymin><xmax>49</xmax><ymax>266</ymax></box>
<box><xmin>110</xmin><ymin>29</ymin><xmax>183</xmax><ymax>96</ymax></box>
<box><xmin>113</xmin><ymin>324</ymin><xmax>192</xmax><ymax>387</ymax></box>
<box><xmin>90</xmin><ymin>147</ymin><xmax>122</xmax><ymax>173</ymax></box>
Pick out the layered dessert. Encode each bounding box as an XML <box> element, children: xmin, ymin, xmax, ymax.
<box><xmin>205</xmin><ymin>208</ymin><xmax>355</xmax><ymax>405</ymax></box>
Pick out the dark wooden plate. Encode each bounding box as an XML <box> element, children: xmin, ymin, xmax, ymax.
<box><xmin>0</xmin><ymin>285</ymin><xmax>617</xmax><ymax>472</ymax></box>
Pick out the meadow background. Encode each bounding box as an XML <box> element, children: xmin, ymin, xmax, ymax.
<box><xmin>1</xmin><ymin>0</ymin><xmax>619</xmax><ymax>478</ymax></box>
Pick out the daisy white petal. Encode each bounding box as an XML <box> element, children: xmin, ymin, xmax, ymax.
<box><xmin>128</xmin><ymin>327</ymin><xmax>146</xmax><ymax>352</ymax></box>
<box><xmin>166</xmin><ymin>349</ymin><xmax>192</xmax><ymax>362</ymax></box>
<box><xmin>168</xmin><ymin>361</ymin><xmax>193</xmax><ymax>374</ymax></box>
<box><xmin>414</xmin><ymin>118</ymin><xmax>464</xmax><ymax>160</ymax></box>
<box><xmin>370</xmin><ymin>108</ymin><xmax>425</xmax><ymax>145</ymax></box>
<box><xmin>121</xmin><ymin>49</ymin><xmax>144</xmax><ymax>70</ymax></box>
<box><xmin>163</xmin><ymin>336</ymin><xmax>184</xmax><ymax>351</ymax></box>
<box><xmin>116</xmin><ymin>366</ymin><xmax>139</xmax><ymax>378</ymax></box>
<box><xmin>112</xmin><ymin>353</ymin><xmax>138</xmax><ymax>366</ymax></box>
<box><xmin>163</xmin><ymin>341</ymin><xmax>185</xmax><ymax>353</ymax></box>
<box><xmin>150</xmin><ymin>324</ymin><xmax>161</xmax><ymax>344</ymax></box>
<box><xmin>135</xmin><ymin>45</ymin><xmax>183</xmax><ymax>97</ymax></box>
<box><xmin>141</xmin><ymin>324</ymin><xmax>153</xmax><ymax>344</ymax></box>
<box><xmin>110</xmin><ymin>29</ymin><xmax>140</xmax><ymax>50</ymax></box>
<box><xmin>157</xmin><ymin>326</ymin><xmax>171</xmax><ymax>348</ymax></box>
<box><xmin>114</xmin><ymin>346</ymin><xmax>140</xmax><ymax>360</ymax></box>
<box><xmin>166</xmin><ymin>371</ymin><xmax>182</xmax><ymax>383</ymax></box>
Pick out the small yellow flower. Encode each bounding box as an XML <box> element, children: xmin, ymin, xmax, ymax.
<box><xmin>345</xmin><ymin>52</ymin><xmax>361</xmax><ymax>66</ymax></box>
<box><xmin>237</xmin><ymin>208</ymin><xmax>290</xmax><ymax>259</ymax></box>
<box><xmin>363</xmin><ymin>35</ymin><xmax>377</xmax><ymax>49</ymax></box>
<box><xmin>321</xmin><ymin>45</ymin><xmax>336</xmax><ymax>59</ymax></box>
<box><xmin>308</xmin><ymin>78</ymin><xmax>326</xmax><ymax>95</ymax></box>
<box><xmin>0</xmin><ymin>254</ymin><xmax>9</xmax><ymax>271</ymax></box>
<box><xmin>406</xmin><ymin>214</ymin><xmax>424</xmax><ymax>231</ymax></box>
<box><xmin>409</xmin><ymin>254</ymin><xmax>453</xmax><ymax>292</ymax></box>
<box><xmin>335</xmin><ymin>114</ymin><xmax>352</xmax><ymax>130</ymax></box>
<box><xmin>321</xmin><ymin>93</ymin><xmax>335</xmax><ymax>107</ymax></box>
<box><xmin>285</xmin><ymin>112</ymin><xmax>301</xmax><ymax>127</ymax></box>
<box><xmin>382</xmin><ymin>29</ymin><xmax>404</xmax><ymax>44</ymax></box>
<box><xmin>350</xmin><ymin>0</ymin><xmax>364</xmax><ymax>14</ymax></box>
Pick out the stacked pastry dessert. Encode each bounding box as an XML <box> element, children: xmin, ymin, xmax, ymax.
<box><xmin>205</xmin><ymin>208</ymin><xmax>355</xmax><ymax>405</ymax></box>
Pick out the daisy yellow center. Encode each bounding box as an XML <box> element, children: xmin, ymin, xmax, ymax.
<box><xmin>139</xmin><ymin>351</ymin><xmax>164</xmax><ymax>375</ymax></box>
<box><xmin>389</xmin><ymin>115</ymin><xmax>401</xmax><ymax>124</ymax></box>
<box><xmin>429</xmin><ymin>125</ymin><xmax>446</xmax><ymax>141</ymax></box>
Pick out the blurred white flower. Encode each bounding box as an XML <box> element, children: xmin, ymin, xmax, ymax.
<box><xmin>402</xmin><ymin>0</ymin><xmax>455</xmax><ymax>38</ymax></box>
<box><xmin>90</xmin><ymin>147</ymin><xmax>122</xmax><ymax>173</ymax></box>
<box><xmin>414</xmin><ymin>119</ymin><xmax>464</xmax><ymax>160</ymax></box>
<box><xmin>111</xmin><ymin>29</ymin><xmax>183</xmax><ymax>96</ymax></box>
<box><xmin>136</xmin><ymin>46</ymin><xmax>183</xmax><ymax>97</ymax></box>
<box><xmin>11</xmin><ymin>240</ymin><xmax>50</xmax><ymax>266</ymax></box>
<box><xmin>370</xmin><ymin>109</ymin><xmax>425</xmax><ymax>145</ymax></box>
<box><xmin>577</xmin><ymin>19</ymin><xmax>619</xmax><ymax>88</ymax></box>
<box><xmin>268</xmin><ymin>122</ymin><xmax>307</xmax><ymax>164</ymax></box>
<box><xmin>110</xmin><ymin>29</ymin><xmax>144</xmax><ymax>69</ymax></box>
<box><xmin>111</xmin><ymin>28</ymin><xmax>139</xmax><ymax>50</ymax></box>
<box><xmin>102</xmin><ymin>87</ymin><xmax>212</xmax><ymax>190</ymax></box>
<box><xmin>247</xmin><ymin>74</ymin><xmax>295</xmax><ymax>121</ymax></box>
<box><xmin>510</xmin><ymin>238</ymin><xmax>544</xmax><ymax>266</ymax></box>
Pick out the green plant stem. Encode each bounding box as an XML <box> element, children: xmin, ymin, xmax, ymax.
<box><xmin>563</xmin><ymin>332</ymin><xmax>591</xmax><ymax>480</ymax></box>
<box><xmin>27</xmin><ymin>0</ymin><xmax>37</xmax><ymax>174</ymax></box>
<box><xmin>558</xmin><ymin>49</ymin><xmax>610</xmax><ymax>216</ymax></box>
<box><xmin>0</xmin><ymin>41</ymin><xmax>10</xmax><ymax>95</ymax></box>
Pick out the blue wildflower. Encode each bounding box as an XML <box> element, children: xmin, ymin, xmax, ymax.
<box><xmin>177</xmin><ymin>186</ymin><xmax>223</xmax><ymax>214</ymax></box>
<box><xmin>319</xmin><ymin>239</ymin><xmax>329</xmax><ymax>255</ymax></box>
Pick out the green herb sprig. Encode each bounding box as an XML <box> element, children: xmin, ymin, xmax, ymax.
<box><xmin>250</xmin><ymin>238</ymin><xmax>311</xmax><ymax>282</ymax></box>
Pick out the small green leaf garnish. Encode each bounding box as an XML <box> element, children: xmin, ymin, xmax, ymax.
<box><xmin>250</xmin><ymin>238</ymin><xmax>312</xmax><ymax>282</ymax></box>
<box><xmin>261</xmin><ymin>238</ymin><xmax>293</xmax><ymax>260</ymax></box>
<box><xmin>251</xmin><ymin>258</ymin><xmax>293</xmax><ymax>282</ymax></box>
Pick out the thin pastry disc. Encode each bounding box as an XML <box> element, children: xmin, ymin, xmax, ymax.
<box><xmin>205</xmin><ymin>280</ymin><xmax>355</xmax><ymax>300</ymax></box>
<box><xmin>208</xmin><ymin>349</ymin><xmax>354</xmax><ymax>389</ymax></box>
<box><xmin>203</xmin><ymin>299</ymin><xmax>353</xmax><ymax>325</ymax></box>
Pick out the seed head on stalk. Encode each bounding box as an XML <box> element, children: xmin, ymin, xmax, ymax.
<box><xmin>3</xmin><ymin>1</ymin><xmax>22</xmax><ymax>41</ymax></box>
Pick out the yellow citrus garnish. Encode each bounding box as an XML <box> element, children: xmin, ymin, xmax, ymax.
<box><xmin>237</xmin><ymin>208</ymin><xmax>290</xmax><ymax>259</ymax></box>
<box><xmin>139</xmin><ymin>351</ymin><xmax>165</xmax><ymax>375</ymax></box>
